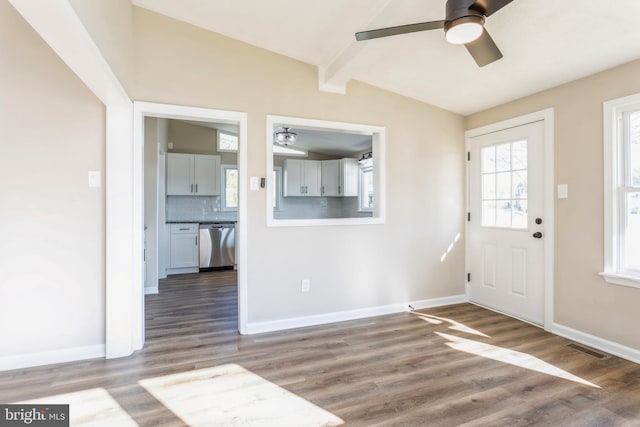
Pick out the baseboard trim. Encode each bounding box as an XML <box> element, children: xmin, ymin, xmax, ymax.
<box><xmin>144</xmin><ymin>286</ymin><xmax>159</xmax><ymax>295</ymax></box>
<box><xmin>551</xmin><ymin>322</ymin><xmax>640</xmax><ymax>365</ymax></box>
<box><xmin>0</xmin><ymin>344</ymin><xmax>105</xmax><ymax>372</ymax></box>
<box><xmin>246</xmin><ymin>294</ymin><xmax>467</xmax><ymax>335</ymax></box>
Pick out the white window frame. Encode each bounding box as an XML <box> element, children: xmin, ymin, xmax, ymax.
<box><xmin>217</xmin><ymin>130</ymin><xmax>238</xmax><ymax>152</ymax></box>
<box><xmin>221</xmin><ymin>164</ymin><xmax>238</xmax><ymax>211</ymax></box>
<box><xmin>358</xmin><ymin>165</ymin><xmax>374</xmax><ymax>212</ymax></box>
<box><xmin>273</xmin><ymin>166</ymin><xmax>283</xmax><ymax>211</ymax></box>
<box><xmin>601</xmin><ymin>93</ymin><xmax>640</xmax><ymax>288</ymax></box>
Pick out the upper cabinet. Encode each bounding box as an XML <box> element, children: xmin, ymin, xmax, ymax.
<box><xmin>167</xmin><ymin>153</ymin><xmax>220</xmax><ymax>196</ymax></box>
<box><xmin>285</xmin><ymin>158</ymin><xmax>358</xmax><ymax>197</ymax></box>
<box><xmin>339</xmin><ymin>158</ymin><xmax>359</xmax><ymax>197</ymax></box>
<box><xmin>283</xmin><ymin>159</ymin><xmax>321</xmax><ymax>197</ymax></box>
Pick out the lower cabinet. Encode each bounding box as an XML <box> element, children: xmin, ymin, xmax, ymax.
<box><xmin>169</xmin><ymin>223</ymin><xmax>199</xmax><ymax>272</ymax></box>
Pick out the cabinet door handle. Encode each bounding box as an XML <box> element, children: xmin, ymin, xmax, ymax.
<box><xmin>321</xmin><ymin>186</ymin><xmax>324</xmax><ymax>195</ymax></box>
<box><xmin>191</xmin><ymin>184</ymin><xmax>194</xmax><ymax>193</ymax></box>
<box><xmin>195</xmin><ymin>184</ymin><xmax>198</xmax><ymax>193</ymax></box>
<box><xmin>179</xmin><ymin>228</ymin><xmax>189</xmax><ymax>231</ymax></box>
<box><xmin>338</xmin><ymin>185</ymin><xmax>342</xmax><ymax>195</ymax></box>
<box><xmin>195</xmin><ymin>236</ymin><xmax>198</xmax><ymax>246</ymax></box>
<box><xmin>305</xmin><ymin>186</ymin><xmax>308</xmax><ymax>194</ymax></box>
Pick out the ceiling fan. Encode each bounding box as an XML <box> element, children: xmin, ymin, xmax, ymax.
<box><xmin>355</xmin><ymin>0</ymin><xmax>513</xmax><ymax>67</ymax></box>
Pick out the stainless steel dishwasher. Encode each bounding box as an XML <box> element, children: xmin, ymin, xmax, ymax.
<box><xmin>199</xmin><ymin>222</ymin><xmax>235</xmax><ymax>269</ymax></box>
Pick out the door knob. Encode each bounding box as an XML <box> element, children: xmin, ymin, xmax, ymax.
<box><xmin>532</xmin><ymin>232</ymin><xmax>543</xmax><ymax>239</ymax></box>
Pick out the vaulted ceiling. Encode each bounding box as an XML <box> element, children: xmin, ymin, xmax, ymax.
<box><xmin>132</xmin><ymin>0</ymin><xmax>640</xmax><ymax>115</ymax></box>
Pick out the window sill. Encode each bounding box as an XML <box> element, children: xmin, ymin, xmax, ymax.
<box><xmin>599</xmin><ymin>272</ymin><xmax>640</xmax><ymax>289</ymax></box>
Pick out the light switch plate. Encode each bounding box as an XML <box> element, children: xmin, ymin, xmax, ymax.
<box><xmin>557</xmin><ymin>184</ymin><xmax>568</xmax><ymax>199</ymax></box>
<box><xmin>88</xmin><ymin>171</ymin><xmax>101</xmax><ymax>188</ymax></box>
<box><xmin>167</xmin><ymin>142</ymin><xmax>173</xmax><ymax>150</ymax></box>
<box><xmin>250</xmin><ymin>177</ymin><xmax>260</xmax><ymax>191</ymax></box>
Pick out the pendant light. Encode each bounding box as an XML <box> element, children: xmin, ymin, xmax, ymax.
<box><xmin>274</xmin><ymin>127</ymin><xmax>297</xmax><ymax>145</ymax></box>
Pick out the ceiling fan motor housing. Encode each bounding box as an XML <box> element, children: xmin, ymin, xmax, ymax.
<box><xmin>445</xmin><ymin>0</ymin><xmax>486</xmax><ymax>28</ymax></box>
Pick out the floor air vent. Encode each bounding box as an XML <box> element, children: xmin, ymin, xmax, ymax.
<box><xmin>567</xmin><ymin>343</ymin><xmax>609</xmax><ymax>360</ymax></box>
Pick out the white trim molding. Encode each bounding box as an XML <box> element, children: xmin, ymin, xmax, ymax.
<box><xmin>464</xmin><ymin>108</ymin><xmax>555</xmax><ymax>330</ymax></box>
<box><xmin>246</xmin><ymin>294</ymin><xmax>467</xmax><ymax>334</ymax></box>
<box><xmin>551</xmin><ymin>323</ymin><xmax>640</xmax><ymax>365</ymax></box>
<box><xmin>0</xmin><ymin>345</ymin><xmax>105</xmax><ymax>372</ymax></box>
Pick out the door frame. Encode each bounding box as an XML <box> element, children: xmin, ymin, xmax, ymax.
<box><xmin>465</xmin><ymin>108</ymin><xmax>555</xmax><ymax>330</ymax></box>
<box><xmin>133</xmin><ymin>101</ymin><xmax>249</xmax><ymax>345</ymax></box>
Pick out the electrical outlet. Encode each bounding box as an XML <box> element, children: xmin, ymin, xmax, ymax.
<box><xmin>301</xmin><ymin>279</ymin><xmax>310</xmax><ymax>292</ymax></box>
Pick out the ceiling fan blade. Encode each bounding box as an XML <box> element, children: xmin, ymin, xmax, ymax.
<box><xmin>355</xmin><ymin>20</ymin><xmax>445</xmax><ymax>41</ymax></box>
<box><xmin>464</xmin><ymin>29</ymin><xmax>503</xmax><ymax>67</ymax></box>
<box><xmin>472</xmin><ymin>0</ymin><xmax>514</xmax><ymax>17</ymax></box>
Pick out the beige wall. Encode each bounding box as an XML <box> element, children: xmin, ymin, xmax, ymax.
<box><xmin>68</xmin><ymin>0</ymin><xmax>133</xmax><ymax>94</ymax></box>
<box><xmin>133</xmin><ymin>7</ymin><xmax>466</xmax><ymax>323</ymax></box>
<box><xmin>466</xmin><ymin>59</ymin><xmax>640</xmax><ymax>351</ymax></box>
<box><xmin>0</xmin><ymin>1</ymin><xmax>105</xmax><ymax>358</ymax></box>
<box><xmin>167</xmin><ymin>120</ymin><xmax>238</xmax><ymax>165</ymax></box>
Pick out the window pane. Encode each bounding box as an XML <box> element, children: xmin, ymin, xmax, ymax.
<box><xmin>219</xmin><ymin>132</ymin><xmax>238</xmax><ymax>151</ymax></box>
<box><xmin>481</xmin><ymin>146</ymin><xmax>496</xmax><ymax>173</ymax></box>
<box><xmin>496</xmin><ymin>143</ymin><xmax>511</xmax><ymax>172</ymax></box>
<box><xmin>512</xmin><ymin>170</ymin><xmax>527</xmax><ymax>199</ymax></box>
<box><xmin>363</xmin><ymin>170</ymin><xmax>374</xmax><ymax>209</ymax></box>
<box><xmin>273</xmin><ymin>170</ymin><xmax>277</xmax><ymax>208</ymax></box>
<box><xmin>631</xmin><ymin>111</ymin><xmax>640</xmax><ymax>187</ymax></box>
<box><xmin>512</xmin><ymin>140</ymin><xmax>527</xmax><ymax>170</ymax></box>
<box><xmin>512</xmin><ymin>199</ymin><xmax>528</xmax><ymax>228</ymax></box>
<box><xmin>496</xmin><ymin>200</ymin><xmax>511</xmax><ymax>227</ymax></box>
<box><xmin>482</xmin><ymin>201</ymin><xmax>496</xmax><ymax>227</ymax></box>
<box><xmin>225</xmin><ymin>168</ymin><xmax>238</xmax><ymax>208</ymax></box>
<box><xmin>482</xmin><ymin>174</ymin><xmax>495</xmax><ymax>200</ymax></box>
<box><xmin>624</xmin><ymin>192</ymin><xmax>640</xmax><ymax>270</ymax></box>
<box><xmin>496</xmin><ymin>172</ymin><xmax>511</xmax><ymax>199</ymax></box>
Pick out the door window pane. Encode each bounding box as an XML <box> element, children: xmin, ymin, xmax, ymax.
<box><xmin>482</xmin><ymin>174</ymin><xmax>495</xmax><ymax>199</ymax></box>
<box><xmin>512</xmin><ymin>140</ymin><xmax>527</xmax><ymax>170</ymax></box>
<box><xmin>496</xmin><ymin>144</ymin><xmax>511</xmax><ymax>172</ymax></box>
<box><xmin>482</xmin><ymin>146</ymin><xmax>496</xmax><ymax>173</ymax></box>
<box><xmin>482</xmin><ymin>201</ymin><xmax>496</xmax><ymax>227</ymax></box>
<box><xmin>496</xmin><ymin>172</ymin><xmax>511</xmax><ymax>199</ymax></box>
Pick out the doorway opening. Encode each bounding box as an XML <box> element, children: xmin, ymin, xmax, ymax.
<box><xmin>134</xmin><ymin>102</ymin><xmax>248</xmax><ymax>349</ymax></box>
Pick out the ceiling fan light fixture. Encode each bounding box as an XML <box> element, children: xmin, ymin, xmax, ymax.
<box><xmin>274</xmin><ymin>127</ymin><xmax>297</xmax><ymax>145</ymax></box>
<box><xmin>445</xmin><ymin>16</ymin><xmax>484</xmax><ymax>45</ymax></box>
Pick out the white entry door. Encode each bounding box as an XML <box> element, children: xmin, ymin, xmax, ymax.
<box><xmin>468</xmin><ymin>121</ymin><xmax>545</xmax><ymax>325</ymax></box>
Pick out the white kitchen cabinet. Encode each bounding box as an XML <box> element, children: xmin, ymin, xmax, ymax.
<box><xmin>283</xmin><ymin>159</ymin><xmax>321</xmax><ymax>196</ymax></box>
<box><xmin>167</xmin><ymin>153</ymin><xmax>220</xmax><ymax>196</ymax></box>
<box><xmin>321</xmin><ymin>158</ymin><xmax>359</xmax><ymax>197</ymax></box>
<box><xmin>321</xmin><ymin>160</ymin><xmax>340</xmax><ymax>196</ymax></box>
<box><xmin>169</xmin><ymin>223</ymin><xmax>199</xmax><ymax>269</ymax></box>
<box><xmin>340</xmin><ymin>158</ymin><xmax>359</xmax><ymax>197</ymax></box>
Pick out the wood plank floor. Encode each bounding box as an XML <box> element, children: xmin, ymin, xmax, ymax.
<box><xmin>2</xmin><ymin>271</ymin><xmax>640</xmax><ymax>426</ymax></box>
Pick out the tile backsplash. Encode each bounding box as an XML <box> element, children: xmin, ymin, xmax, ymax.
<box><xmin>166</xmin><ymin>196</ymin><xmax>237</xmax><ymax>222</ymax></box>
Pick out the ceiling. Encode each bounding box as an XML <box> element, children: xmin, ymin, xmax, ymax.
<box><xmin>132</xmin><ymin>0</ymin><xmax>640</xmax><ymax>116</ymax></box>
<box><xmin>274</xmin><ymin>126</ymin><xmax>372</xmax><ymax>157</ymax></box>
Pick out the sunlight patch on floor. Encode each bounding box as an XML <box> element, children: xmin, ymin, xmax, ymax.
<box><xmin>436</xmin><ymin>332</ymin><xmax>600</xmax><ymax>388</ymax></box>
<box><xmin>20</xmin><ymin>387</ymin><xmax>137</xmax><ymax>426</ymax></box>
<box><xmin>138</xmin><ymin>364</ymin><xmax>344</xmax><ymax>427</ymax></box>
<box><xmin>413</xmin><ymin>312</ymin><xmax>490</xmax><ymax>338</ymax></box>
